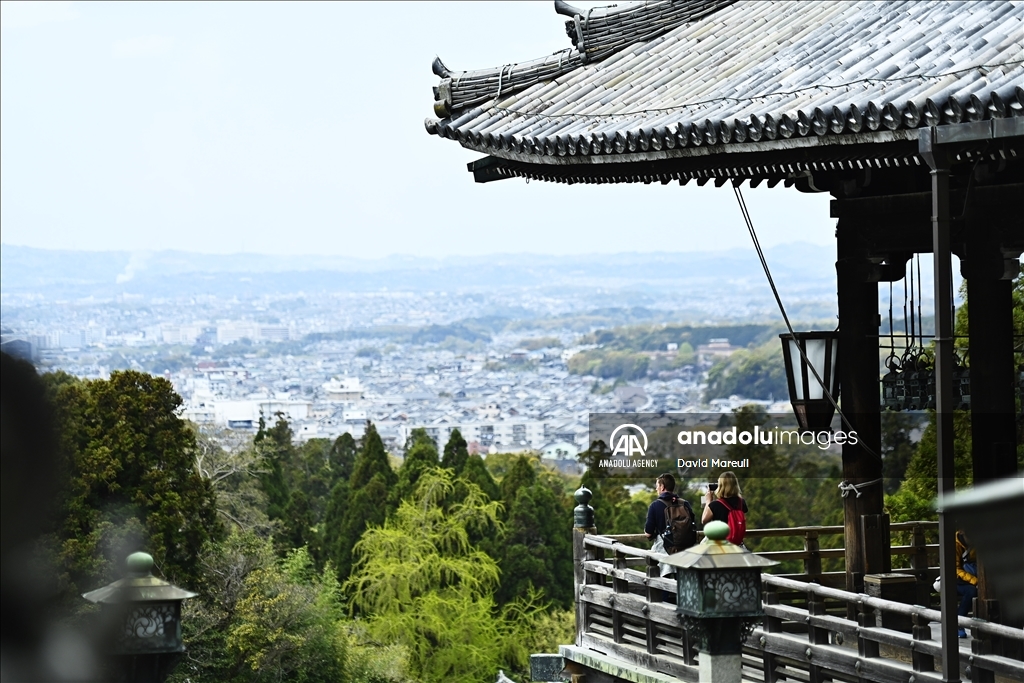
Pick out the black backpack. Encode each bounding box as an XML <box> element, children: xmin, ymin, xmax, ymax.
<box><xmin>660</xmin><ymin>496</ymin><xmax>697</xmax><ymax>554</ymax></box>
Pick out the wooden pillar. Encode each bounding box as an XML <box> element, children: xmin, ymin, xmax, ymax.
<box><xmin>962</xmin><ymin>230</ymin><xmax>1018</xmax><ymax>484</ymax></box>
<box><xmin>836</xmin><ymin>216</ymin><xmax>885</xmax><ymax>595</ymax></box>
<box><xmin>962</xmin><ymin>206</ymin><xmax>1022</xmax><ymax>649</ymax></box>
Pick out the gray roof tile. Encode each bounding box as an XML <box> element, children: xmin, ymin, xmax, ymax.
<box><xmin>426</xmin><ymin>1</ymin><xmax>1023</xmax><ymax>164</ymax></box>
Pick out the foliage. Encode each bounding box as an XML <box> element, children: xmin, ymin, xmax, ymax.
<box><xmin>520</xmin><ymin>336</ymin><xmax>562</xmax><ymax>350</ymax></box>
<box><xmin>880</xmin><ymin>412</ymin><xmax>923</xmax><ymax>494</ymax></box>
<box><xmin>45</xmin><ymin>370</ymin><xmax>222</xmax><ymax>603</ymax></box>
<box><xmin>704</xmin><ymin>340</ymin><xmax>788</xmax><ymax>402</ymax></box>
<box><xmin>567</xmin><ymin>348</ymin><xmax>649</xmax><ymax>380</ymax></box>
<box><xmin>885</xmin><ymin>410</ymin><xmax>973</xmax><ymax>523</ymax></box>
<box><xmin>327</xmin><ymin>423</ymin><xmax>398</xmax><ymax>583</ymax></box>
<box><xmin>459</xmin><ymin>454</ymin><xmax>501</xmax><ymax>502</ymax></box>
<box><xmin>494</xmin><ymin>456</ymin><xmax>574</xmax><ymax>609</ymax></box>
<box><xmin>170</xmin><ymin>534</ymin><xmax>346</xmax><ymax>683</ymax></box>
<box><xmin>192</xmin><ymin>426</ymin><xmax>274</xmax><ymax>536</ymax></box>
<box><xmin>578</xmin><ymin>323</ymin><xmax>779</xmax><ymax>352</ymax></box>
<box><xmin>254</xmin><ymin>414</ymin><xmax>293</xmax><ymax>523</ymax></box>
<box><xmin>347</xmin><ymin>469</ymin><xmax>542</xmax><ymax>683</ymax></box>
<box><xmin>394</xmin><ymin>431</ymin><xmax>440</xmax><ymax>502</ymax></box>
<box><xmin>441</xmin><ymin>428</ymin><xmax>470</xmax><ymax>473</ymax></box>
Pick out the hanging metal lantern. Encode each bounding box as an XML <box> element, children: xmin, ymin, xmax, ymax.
<box><xmin>954</xmin><ymin>353</ymin><xmax>971</xmax><ymax>411</ymax></box>
<box><xmin>894</xmin><ymin>360</ymin><xmax>909</xmax><ymax>411</ymax></box>
<box><xmin>924</xmin><ymin>359</ymin><xmax>937</xmax><ymax>410</ymax></box>
<box><xmin>881</xmin><ymin>356</ymin><xmax>902</xmax><ymax>411</ymax></box>
<box><xmin>905</xmin><ymin>354</ymin><xmax>929</xmax><ymax>411</ymax></box>
<box><xmin>779</xmin><ymin>331</ymin><xmax>840</xmax><ymax>432</ymax></box>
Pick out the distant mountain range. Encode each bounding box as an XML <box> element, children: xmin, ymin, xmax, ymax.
<box><xmin>1</xmin><ymin>243</ymin><xmax>838</xmax><ymax>303</ymax></box>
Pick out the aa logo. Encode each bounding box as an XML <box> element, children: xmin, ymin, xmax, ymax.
<box><xmin>610</xmin><ymin>424</ymin><xmax>648</xmax><ymax>457</ymax></box>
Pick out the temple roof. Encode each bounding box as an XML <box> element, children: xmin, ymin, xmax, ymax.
<box><xmin>425</xmin><ymin>1</ymin><xmax>1023</xmax><ymax>180</ymax></box>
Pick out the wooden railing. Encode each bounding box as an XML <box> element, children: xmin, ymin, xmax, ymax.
<box><xmin>571</xmin><ymin>526</ymin><xmax>1023</xmax><ymax>683</ymax></box>
<box><xmin>758</xmin><ymin>574</ymin><xmax>1024</xmax><ymax>683</ymax></box>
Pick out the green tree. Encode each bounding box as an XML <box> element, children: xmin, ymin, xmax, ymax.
<box><xmin>459</xmin><ymin>454</ymin><xmax>501</xmax><ymax>502</ymax></box>
<box><xmin>395</xmin><ymin>433</ymin><xmax>440</xmax><ymax>502</ymax></box>
<box><xmin>329</xmin><ymin>423</ymin><xmax>398</xmax><ymax>582</ymax></box>
<box><xmin>347</xmin><ymin>468</ymin><xmax>542</xmax><ymax>683</ymax></box>
<box><xmin>328</xmin><ymin>433</ymin><xmax>358</xmax><ymax>483</ymax></box>
<box><xmin>46</xmin><ymin>370</ymin><xmax>222</xmax><ymax>602</ymax></box>
<box><xmin>257</xmin><ymin>413</ymin><xmax>293</xmax><ymax>523</ymax></box>
<box><xmin>567</xmin><ymin>349</ymin><xmax>649</xmax><ymax>380</ymax></box>
<box><xmin>495</xmin><ymin>472</ymin><xmax>574</xmax><ymax>609</ymax></box>
<box><xmin>886</xmin><ymin>410</ymin><xmax>973</xmax><ymax>523</ymax></box>
<box><xmin>441</xmin><ymin>429</ymin><xmax>469</xmax><ymax>474</ymax></box>
<box><xmin>704</xmin><ymin>341</ymin><xmax>788</xmax><ymax>402</ymax></box>
<box><xmin>171</xmin><ymin>533</ymin><xmax>347</xmax><ymax>683</ymax></box>
<box><xmin>880</xmin><ymin>412</ymin><xmax>921</xmax><ymax>495</ymax></box>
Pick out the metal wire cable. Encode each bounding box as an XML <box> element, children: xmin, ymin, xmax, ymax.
<box><xmin>732</xmin><ymin>185</ymin><xmax>883</xmax><ymax>463</ymax></box>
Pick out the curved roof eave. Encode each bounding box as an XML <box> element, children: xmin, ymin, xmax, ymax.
<box><xmin>425</xmin><ymin>0</ymin><xmax>1024</xmax><ymax>174</ymax></box>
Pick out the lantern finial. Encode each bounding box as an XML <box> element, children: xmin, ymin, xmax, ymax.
<box><xmin>703</xmin><ymin>520</ymin><xmax>729</xmax><ymax>542</ymax></box>
<box><xmin>126</xmin><ymin>552</ymin><xmax>154</xmax><ymax>576</ymax></box>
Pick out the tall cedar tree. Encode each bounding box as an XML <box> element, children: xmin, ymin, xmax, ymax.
<box><xmin>459</xmin><ymin>454</ymin><xmax>501</xmax><ymax>502</ymax></box>
<box><xmin>319</xmin><ymin>434</ymin><xmax>359</xmax><ymax>569</ymax></box>
<box><xmin>45</xmin><ymin>370</ymin><xmax>221</xmax><ymax>600</ymax></box>
<box><xmin>441</xmin><ymin>428</ymin><xmax>469</xmax><ymax>473</ymax></box>
<box><xmin>256</xmin><ymin>414</ymin><xmax>293</xmax><ymax>523</ymax></box>
<box><xmin>329</xmin><ymin>423</ymin><xmax>397</xmax><ymax>582</ymax></box>
<box><xmin>395</xmin><ymin>430</ymin><xmax>440</xmax><ymax>502</ymax></box>
<box><xmin>495</xmin><ymin>456</ymin><xmax>574</xmax><ymax>608</ymax></box>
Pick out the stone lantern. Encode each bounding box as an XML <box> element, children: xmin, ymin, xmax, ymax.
<box><xmin>662</xmin><ymin>521</ymin><xmax>778</xmax><ymax>683</ymax></box>
<box><xmin>82</xmin><ymin>551</ymin><xmax>196</xmax><ymax>683</ymax></box>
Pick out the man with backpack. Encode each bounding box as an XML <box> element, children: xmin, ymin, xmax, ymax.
<box><xmin>644</xmin><ymin>474</ymin><xmax>697</xmax><ymax>599</ymax></box>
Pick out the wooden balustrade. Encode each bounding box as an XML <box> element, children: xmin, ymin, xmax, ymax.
<box><xmin>603</xmin><ymin>521</ymin><xmax>940</xmax><ymax>591</ymax></box>
<box><xmin>570</xmin><ymin>525</ymin><xmax>1023</xmax><ymax>683</ymax></box>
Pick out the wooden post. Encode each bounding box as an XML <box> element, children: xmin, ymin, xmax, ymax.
<box><xmin>762</xmin><ymin>590</ymin><xmax>780</xmax><ymax>683</ymax></box>
<box><xmin>807</xmin><ymin>588</ymin><xmax>828</xmax><ymax>683</ymax></box>
<box><xmin>857</xmin><ymin>600</ymin><xmax>879</xmax><ymax>660</ymax></box>
<box><xmin>836</xmin><ymin>216</ymin><xmax>885</xmax><ymax>597</ymax></box>
<box><xmin>572</xmin><ymin>487</ymin><xmax>596</xmax><ymax>648</ymax></box>
<box><xmin>912</xmin><ymin>611</ymin><xmax>936</xmax><ymax>674</ymax></box>
<box><xmin>804</xmin><ymin>529</ymin><xmax>822</xmax><ymax>579</ymax></box>
<box><xmin>910</xmin><ymin>523</ymin><xmax>931</xmax><ymax>607</ymax></box>
<box><xmin>859</xmin><ymin>514</ymin><xmax>891</xmax><ymax>575</ymax></box>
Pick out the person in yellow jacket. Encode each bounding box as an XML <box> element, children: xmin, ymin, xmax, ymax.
<box><xmin>955</xmin><ymin>530</ymin><xmax>978</xmax><ymax>638</ymax></box>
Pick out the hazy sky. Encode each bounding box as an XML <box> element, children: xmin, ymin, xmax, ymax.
<box><xmin>1</xmin><ymin>1</ymin><xmax>835</xmax><ymax>258</ymax></box>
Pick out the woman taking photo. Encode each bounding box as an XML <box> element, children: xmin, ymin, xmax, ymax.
<box><xmin>701</xmin><ymin>471</ymin><xmax>748</xmax><ymax>544</ymax></box>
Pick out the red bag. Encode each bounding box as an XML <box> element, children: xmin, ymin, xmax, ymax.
<box><xmin>718</xmin><ymin>497</ymin><xmax>746</xmax><ymax>545</ymax></box>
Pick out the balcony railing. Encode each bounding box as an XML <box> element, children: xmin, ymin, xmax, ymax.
<box><xmin>566</xmin><ymin>524</ymin><xmax>1023</xmax><ymax>683</ymax></box>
